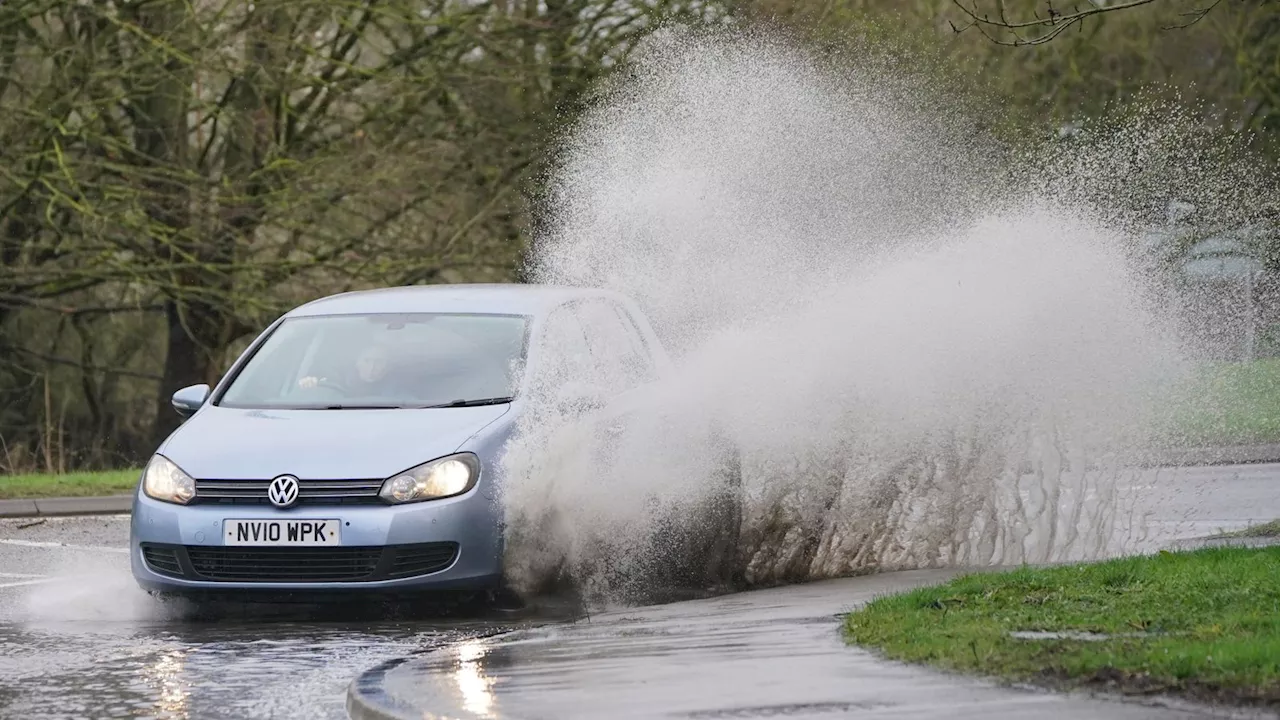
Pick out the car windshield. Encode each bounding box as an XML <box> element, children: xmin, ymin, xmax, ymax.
<box><xmin>217</xmin><ymin>312</ymin><xmax>529</xmax><ymax>410</ymax></box>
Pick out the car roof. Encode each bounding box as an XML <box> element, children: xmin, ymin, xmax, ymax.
<box><xmin>285</xmin><ymin>283</ymin><xmax>629</xmax><ymax>318</ymax></box>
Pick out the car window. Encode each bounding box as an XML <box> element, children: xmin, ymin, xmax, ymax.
<box><xmin>610</xmin><ymin>303</ymin><xmax>658</xmax><ymax>378</ymax></box>
<box><xmin>217</xmin><ymin>313</ymin><xmax>529</xmax><ymax>409</ymax></box>
<box><xmin>536</xmin><ymin>306</ymin><xmax>596</xmax><ymax>385</ymax></box>
<box><xmin>574</xmin><ymin>299</ymin><xmax>657</xmax><ymax>393</ymax></box>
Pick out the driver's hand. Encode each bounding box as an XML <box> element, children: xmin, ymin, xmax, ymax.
<box><xmin>298</xmin><ymin>376</ymin><xmax>323</xmax><ymax>389</ymax></box>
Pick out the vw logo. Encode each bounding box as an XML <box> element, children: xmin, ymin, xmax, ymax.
<box><xmin>267</xmin><ymin>475</ymin><xmax>300</xmax><ymax>508</ymax></box>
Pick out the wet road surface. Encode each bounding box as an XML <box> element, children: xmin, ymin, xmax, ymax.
<box><xmin>367</xmin><ymin>571</ymin><xmax>1235</xmax><ymax>720</ymax></box>
<box><xmin>1129</xmin><ymin>461</ymin><xmax>1280</xmax><ymax>541</ymax></box>
<box><xmin>2</xmin><ymin>462</ymin><xmax>1278</xmax><ymax>719</ymax></box>
<box><xmin>361</xmin><ymin>462</ymin><xmax>1280</xmax><ymax>720</ymax></box>
<box><xmin>0</xmin><ymin>515</ymin><xmax>528</xmax><ymax>720</ymax></box>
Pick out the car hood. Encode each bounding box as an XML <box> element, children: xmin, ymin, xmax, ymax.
<box><xmin>159</xmin><ymin>404</ymin><xmax>512</xmax><ymax>480</ymax></box>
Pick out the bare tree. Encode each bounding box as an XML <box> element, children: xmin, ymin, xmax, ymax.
<box><xmin>0</xmin><ymin>0</ymin><xmax>713</xmax><ymax>467</ymax></box>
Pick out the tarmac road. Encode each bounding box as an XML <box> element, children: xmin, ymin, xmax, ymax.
<box><xmin>1</xmin><ymin>461</ymin><xmax>1277</xmax><ymax>719</ymax></box>
<box><xmin>1125</xmin><ymin>461</ymin><xmax>1280</xmax><ymax>541</ymax></box>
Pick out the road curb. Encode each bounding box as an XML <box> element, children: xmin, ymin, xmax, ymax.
<box><xmin>1139</xmin><ymin>443</ymin><xmax>1280</xmax><ymax>467</ymax></box>
<box><xmin>347</xmin><ymin>625</ymin><xmax>527</xmax><ymax>720</ymax></box>
<box><xmin>1168</xmin><ymin>535</ymin><xmax>1280</xmax><ymax>551</ymax></box>
<box><xmin>346</xmin><ymin>657</ymin><xmax>418</xmax><ymax>720</ymax></box>
<box><xmin>0</xmin><ymin>494</ymin><xmax>132</xmax><ymax>518</ymax></box>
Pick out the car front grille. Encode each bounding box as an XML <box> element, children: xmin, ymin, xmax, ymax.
<box><xmin>140</xmin><ymin>542</ymin><xmax>459</xmax><ymax>583</ymax></box>
<box><xmin>188</xmin><ymin>546</ymin><xmax>383</xmax><ymax>582</ymax></box>
<box><xmin>193</xmin><ymin>479</ymin><xmax>385</xmax><ymax>506</ymax></box>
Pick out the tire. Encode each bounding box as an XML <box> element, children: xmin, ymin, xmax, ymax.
<box><xmin>638</xmin><ymin>438</ymin><xmax>744</xmax><ymax>600</ymax></box>
<box><xmin>696</xmin><ymin>439</ymin><xmax>744</xmax><ymax>590</ymax></box>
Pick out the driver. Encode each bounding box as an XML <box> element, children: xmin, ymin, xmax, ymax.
<box><xmin>298</xmin><ymin>344</ymin><xmax>396</xmax><ymax>395</ymax></box>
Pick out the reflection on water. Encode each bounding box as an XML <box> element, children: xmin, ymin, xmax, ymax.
<box><xmin>141</xmin><ymin>649</ymin><xmax>190</xmax><ymax>719</ymax></box>
<box><xmin>454</xmin><ymin>639</ymin><xmax>496</xmax><ymax>718</ymax></box>
<box><xmin>0</xmin><ymin>622</ymin><xmax>491</xmax><ymax>720</ymax></box>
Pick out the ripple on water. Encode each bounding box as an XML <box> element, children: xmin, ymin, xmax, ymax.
<box><xmin>0</xmin><ymin>621</ymin><xmax>498</xmax><ymax>719</ymax></box>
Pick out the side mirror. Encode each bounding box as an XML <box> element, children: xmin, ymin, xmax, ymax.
<box><xmin>172</xmin><ymin>384</ymin><xmax>210</xmax><ymax>418</ymax></box>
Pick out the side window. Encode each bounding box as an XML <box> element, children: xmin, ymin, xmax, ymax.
<box><xmin>538</xmin><ymin>306</ymin><xmax>595</xmax><ymax>386</ymax></box>
<box><xmin>575</xmin><ymin>299</ymin><xmax>657</xmax><ymax>393</ymax></box>
<box><xmin>610</xmin><ymin>304</ymin><xmax>658</xmax><ymax>380</ymax></box>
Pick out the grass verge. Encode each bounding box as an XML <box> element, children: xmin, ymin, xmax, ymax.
<box><xmin>1161</xmin><ymin>358</ymin><xmax>1280</xmax><ymax>447</ymax></box>
<box><xmin>844</xmin><ymin>547</ymin><xmax>1280</xmax><ymax>707</ymax></box>
<box><xmin>0</xmin><ymin>469</ymin><xmax>139</xmax><ymax>499</ymax></box>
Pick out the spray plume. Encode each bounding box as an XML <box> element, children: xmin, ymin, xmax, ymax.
<box><xmin>499</xmin><ymin>26</ymin><xmax>1269</xmax><ymax>605</ymax></box>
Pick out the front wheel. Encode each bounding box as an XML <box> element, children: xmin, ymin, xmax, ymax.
<box><xmin>640</xmin><ymin>440</ymin><xmax>745</xmax><ymax>599</ymax></box>
<box><xmin>696</xmin><ymin>441</ymin><xmax>745</xmax><ymax>590</ymax></box>
<box><xmin>483</xmin><ymin>584</ymin><xmax>528</xmax><ymax>613</ymax></box>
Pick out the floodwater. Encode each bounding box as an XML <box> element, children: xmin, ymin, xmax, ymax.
<box><xmin>503</xmin><ymin>26</ymin><xmax>1279</xmax><ymax>602</ymax></box>
<box><xmin>0</xmin><ymin>515</ymin><xmax>542</xmax><ymax>720</ymax></box>
<box><xmin>2</xmin><ymin>461</ymin><xmax>1275</xmax><ymax>718</ymax></box>
<box><xmin>0</xmin><ymin>619</ymin><xmax>492</xmax><ymax>719</ymax></box>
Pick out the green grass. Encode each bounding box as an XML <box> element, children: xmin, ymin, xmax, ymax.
<box><xmin>0</xmin><ymin>469</ymin><xmax>139</xmax><ymax>499</ymax></box>
<box><xmin>844</xmin><ymin>547</ymin><xmax>1280</xmax><ymax>706</ymax></box>
<box><xmin>1161</xmin><ymin>358</ymin><xmax>1280</xmax><ymax>447</ymax></box>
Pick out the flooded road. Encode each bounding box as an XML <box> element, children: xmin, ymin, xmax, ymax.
<box><xmin>0</xmin><ymin>620</ymin><xmax>491</xmax><ymax>719</ymax></box>
<box><xmin>0</xmin><ymin>516</ymin><xmax>531</xmax><ymax>720</ymax></box>
<box><xmin>0</xmin><ymin>462</ymin><xmax>1277</xmax><ymax>719</ymax></box>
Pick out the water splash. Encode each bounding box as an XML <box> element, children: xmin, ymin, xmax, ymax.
<box><xmin>19</xmin><ymin>555</ymin><xmax>172</xmax><ymax>626</ymax></box>
<box><xmin>500</xmin><ymin>26</ymin><xmax>1247</xmax><ymax>605</ymax></box>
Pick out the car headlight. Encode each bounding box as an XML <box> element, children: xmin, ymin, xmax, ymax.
<box><xmin>379</xmin><ymin>453</ymin><xmax>480</xmax><ymax>504</ymax></box>
<box><xmin>142</xmin><ymin>454</ymin><xmax>196</xmax><ymax>505</ymax></box>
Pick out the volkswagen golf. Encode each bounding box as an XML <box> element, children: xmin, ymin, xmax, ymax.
<box><xmin>129</xmin><ymin>283</ymin><xmax>691</xmax><ymax>605</ymax></box>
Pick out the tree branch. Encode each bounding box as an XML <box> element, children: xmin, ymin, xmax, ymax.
<box><xmin>3</xmin><ymin>344</ymin><xmax>163</xmax><ymax>382</ymax></box>
<box><xmin>0</xmin><ymin>292</ymin><xmax>165</xmax><ymax>316</ymax></box>
<box><xmin>1162</xmin><ymin>0</ymin><xmax>1225</xmax><ymax>31</ymax></box>
<box><xmin>948</xmin><ymin>0</ymin><xmax>1205</xmax><ymax>46</ymax></box>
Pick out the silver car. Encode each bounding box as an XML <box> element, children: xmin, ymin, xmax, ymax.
<box><xmin>128</xmin><ymin>283</ymin><xmax>700</xmax><ymax>605</ymax></box>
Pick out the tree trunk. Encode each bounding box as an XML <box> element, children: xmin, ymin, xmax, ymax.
<box><xmin>151</xmin><ymin>298</ymin><xmax>222</xmax><ymax>447</ymax></box>
<box><xmin>148</xmin><ymin>5</ymin><xmax>284</xmax><ymax>449</ymax></box>
<box><xmin>131</xmin><ymin>0</ymin><xmax>198</xmax><ymax>449</ymax></box>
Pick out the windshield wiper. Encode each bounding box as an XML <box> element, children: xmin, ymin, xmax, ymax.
<box><xmin>309</xmin><ymin>397</ymin><xmax>514</xmax><ymax>410</ymax></box>
<box><xmin>418</xmin><ymin>396</ymin><xmax>514</xmax><ymax>409</ymax></box>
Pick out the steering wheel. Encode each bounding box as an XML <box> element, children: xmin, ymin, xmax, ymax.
<box><xmin>296</xmin><ymin>377</ymin><xmax>347</xmax><ymax>400</ymax></box>
<box><xmin>312</xmin><ymin>377</ymin><xmax>345</xmax><ymax>393</ymax></box>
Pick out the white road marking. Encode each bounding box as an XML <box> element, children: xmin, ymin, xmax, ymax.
<box><xmin>0</xmin><ymin>572</ymin><xmax>46</xmax><ymax>578</ymax></box>
<box><xmin>0</xmin><ymin>539</ymin><xmax>128</xmax><ymax>554</ymax></box>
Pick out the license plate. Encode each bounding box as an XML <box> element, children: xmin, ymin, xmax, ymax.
<box><xmin>223</xmin><ymin>519</ymin><xmax>341</xmax><ymax>547</ymax></box>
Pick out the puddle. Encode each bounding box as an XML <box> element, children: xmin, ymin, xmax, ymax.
<box><xmin>0</xmin><ymin>620</ymin><xmax>507</xmax><ymax>719</ymax></box>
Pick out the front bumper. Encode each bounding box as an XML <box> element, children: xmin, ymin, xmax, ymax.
<box><xmin>129</xmin><ymin>487</ymin><xmax>503</xmax><ymax>596</ymax></box>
